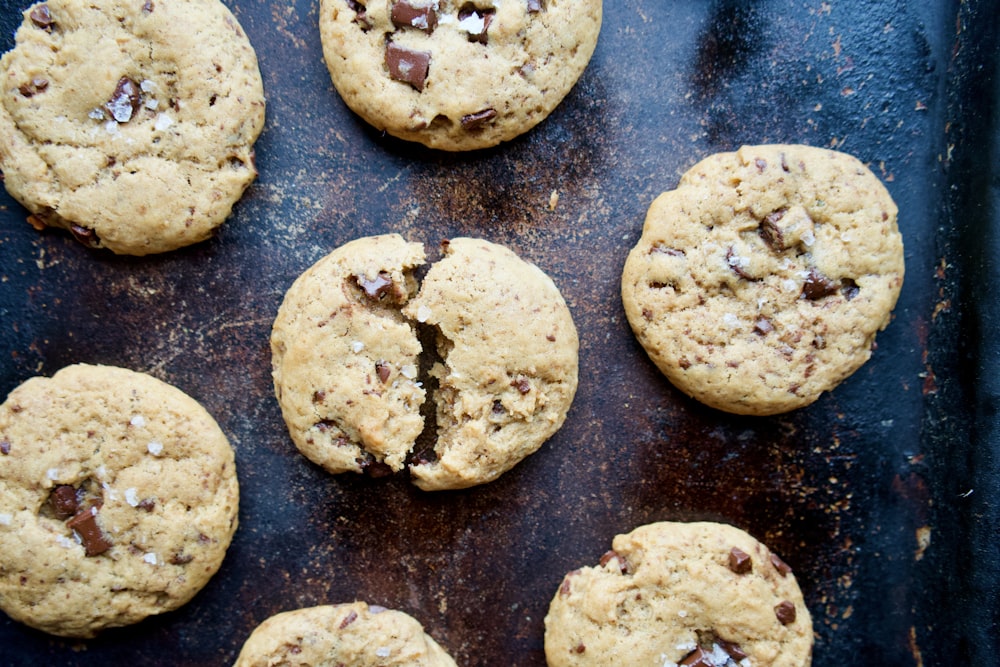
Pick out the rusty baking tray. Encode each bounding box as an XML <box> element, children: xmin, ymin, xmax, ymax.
<box><xmin>1</xmin><ymin>1</ymin><xmax>997</xmax><ymax>665</ymax></box>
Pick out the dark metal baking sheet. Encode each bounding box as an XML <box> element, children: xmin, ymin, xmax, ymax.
<box><xmin>1</xmin><ymin>0</ymin><xmax>997</xmax><ymax>665</ymax></box>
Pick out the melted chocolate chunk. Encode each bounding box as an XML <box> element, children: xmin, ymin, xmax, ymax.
<box><xmin>458</xmin><ymin>5</ymin><xmax>494</xmax><ymax>43</ymax></box>
<box><xmin>66</xmin><ymin>507</ymin><xmax>113</xmax><ymax>556</ymax></box>
<box><xmin>69</xmin><ymin>224</ymin><xmax>100</xmax><ymax>248</ymax></box>
<box><xmin>719</xmin><ymin>640</ymin><xmax>748</xmax><ymax>661</ymax></box>
<box><xmin>728</xmin><ymin>547</ymin><xmax>752</xmax><ymax>574</ymax></box>
<box><xmin>679</xmin><ymin>647</ymin><xmax>712</xmax><ymax>667</ymax></box>
<box><xmin>759</xmin><ymin>209</ymin><xmax>787</xmax><ymax>250</ymax></box>
<box><xmin>801</xmin><ymin>268</ymin><xmax>839</xmax><ymax>300</ymax></box>
<box><xmin>770</xmin><ymin>552</ymin><xmax>792</xmax><ymax>576</ymax></box>
<box><xmin>461</xmin><ymin>107</ymin><xmax>497</xmax><ymax>131</ymax></box>
<box><xmin>775</xmin><ymin>600</ymin><xmax>797</xmax><ymax>625</ymax></box>
<box><xmin>339</xmin><ymin>610</ymin><xmax>358</xmax><ymax>629</ymax></box>
<box><xmin>18</xmin><ymin>77</ymin><xmax>48</xmax><ymax>97</ymax></box>
<box><xmin>105</xmin><ymin>76</ymin><xmax>142</xmax><ymax>123</ymax></box>
<box><xmin>391</xmin><ymin>0</ymin><xmax>438</xmax><ymax>33</ymax></box>
<box><xmin>386</xmin><ymin>43</ymin><xmax>431</xmax><ymax>91</ymax></box>
<box><xmin>30</xmin><ymin>4</ymin><xmax>54</xmax><ymax>30</ymax></box>
<box><xmin>599</xmin><ymin>550</ymin><xmax>627</xmax><ymax>574</ymax></box>
<box><xmin>356</xmin><ymin>271</ymin><xmax>394</xmax><ymax>299</ymax></box>
<box><xmin>50</xmin><ymin>485</ymin><xmax>81</xmax><ymax>520</ymax></box>
<box><xmin>375</xmin><ymin>361</ymin><xmax>392</xmax><ymax>383</ymax></box>
<box><xmin>840</xmin><ymin>278</ymin><xmax>860</xmax><ymax>300</ymax></box>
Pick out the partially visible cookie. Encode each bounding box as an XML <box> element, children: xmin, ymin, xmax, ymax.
<box><xmin>621</xmin><ymin>144</ymin><xmax>904</xmax><ymax>415</ymax></box>
<box><xmin>0</xmin><ymin>364</ymin><xmax>239</xmax><ymax>637</ymax></box>
<box><xmin>404</xmin><ymin>237</ymin><xmax>579</xmax><ymax>490</ymax></box>
<box><xmin>0</xmin><ymin>0</ymin><xmax>266</xmax><ymax>255</ymax></box>
<box><xmin>270</xmin><ymin>234</ymin><xmax>579</xmax><ymax>490</ymax></box>
<box><xmin>234</xmin><ymin>602</ymin><xmax>457</xmax><ymax>667</ymax></box>
<box><xmin>318</xmin><ymin>0</ymin><xmax>602</xmax><ymax>151</ymax></box>
<box><xmin>544</xmin><ymin>521</ymin><xmax>813</xmax><ymax>667</ymax></box>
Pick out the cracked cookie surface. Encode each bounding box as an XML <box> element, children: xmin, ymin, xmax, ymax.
<box><xmin>0</xmin><ymin>0</ymin><xmax>265</xmax><ymax>255</ymax></box>
<box><xmin>544</xmin><ymin>521</ymin><xmax>813</xmax><ymax>667</ymax></box>
<box><xmin>318</xmin><ymin>0</ymin><xmax>602</xmax><ymax>151</ymax></box>
<box><xmin>270</xmin><ymin>234</ymin><xmax>579</xmax><ymax>490</ymax></box>
<box><xmin>234</xmin><ymin>602</ymin><xmax>457</xmax><ymax>667</ymax></box>
<box><xmin>0</xmin><ymin>364</ymin><xmax>239</xmax><ymax>637</ymax></box>
<box><xmin>621</xmin><ymin>144</ymin><xmax>904</xmax><ymax>415</ymax></box>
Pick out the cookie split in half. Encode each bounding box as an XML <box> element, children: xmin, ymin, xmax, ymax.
<box><xmin>621</xmin><ymin>144</ymin><xmax>905</xmax><ymax>415</ymax></box>
<box><xmin>544</xmin><ymin>521</ymin><xmax>814</xmax><ymax>667</ymax></box>
<box><xmin>0</xmin><ymin>0</ymin><xmax>266</xmax><ymax>255</ymax></box>
<box><xmin>234</xmin><ymin>602</ymin><xmax>457</xmax><ymax>667</ymax></box>
<box><xmin>0</xmin><ymin>364</ymin><xmax>239</xmax><ymax>637</ymax></box>
<box><xmin>270</xmin><ymin>234</ymin><xmax>579</xmax><ymax>491</ymax></box>
<box><xmin>319</xmin><ymin>0</ymin><xmax>602</xmax><ymax>151</ymax></box>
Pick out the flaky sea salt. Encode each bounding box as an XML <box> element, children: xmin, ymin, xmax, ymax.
<box><xmin>143</xmin><ymin>552</ymin><xmax>158</xmax><ymax>565</ymax></box>
<box><xmin>125</xmin><ymin>488</ymin><xmax>140</xmax><ymax>507</ymax></box>
<box><xmin>416</xmin><ymin>304</ymin><xmax>432</xmax><ymax>322</ymax></box>
<box><xmin>46</xmin><ymin>468</ymin><xmax>60</xmax><ymax>481</ymax></box>
<box><xmin>140</xmin><ymin>79</ymin><xmax>156</xmax><ymax>93</ymax></box>
<box><xmin>0</xmin><ymin>513</ymin><xmax>12</xmax><ymax>526</ymax></box>
<box><xmin>147</xmin><ymin>441</ymin><xmax>164</xmax><ymax>456</ymax></box>
<box><xmin>722</xmin><ymin>313</ymin><xmax>739</xmax><ymax>329</ymax></box>
<box><xmin>401</xmin><ymin>364</ymin><xmax>418</xmax><ymax>379</ymax></box>
<box><xmin>154</xmin><ymin>113</ymin><xmax>173</xmax><ymax>131</ymax></box>
<box><xmin>351</xmin><ymin>341</ymin><xmax>365</xmax><ymax>353</ymax></box>
<box><xmin>130</xmin><ymin>414</ymin><xmax>146</xmax><ymax>428</ymax></box>
<box><xmin>56</xmin><ymin>535</ymin><xmax>76</xmax><ymax>549</ymax></box>
<box><xmin>375</xmin><ymin>647</ymin><xmax>391</xmax><ymax>658</ymax></box>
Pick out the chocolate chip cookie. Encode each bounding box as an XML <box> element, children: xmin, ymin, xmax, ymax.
<box><xmin>0</xmin><ymin>0</ymin><xmax>266</xmax><ymax>255</ymax></box>
<box><xmin>318</xmin><ymin>0</ymin><xmax>602</xmax><ymax>151</ymax></box>
<box><xmin>0</xmin><ymin>364</ymin><xmax>239</xmax><ymax>637</ymax></box>
<box><xmin>270</xmin><ymin>234</ymin><xmax>579</xmax><ymax>490</ymax></box>
<box><xmin>544</xmin><ymin>521</ymin><xmax>814</xmax><ymax>667</ymax></box>
<box><xmin>234</xmin><ymin>602</ymin><xmax>457</xmax><ymax>667</ymax></box>
<box><xmin>621</xmin><ymin>144</ymin><xmax>905</xmax><ymax>415</ymax></box>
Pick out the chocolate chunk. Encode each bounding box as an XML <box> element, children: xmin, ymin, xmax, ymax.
<box><xmin>142</xmin><ymin>0</ymin><xmax>154</xmax><ymax>12</ymax></box>
<box><xmin>346</xmin><ymin>0</ymin><xmax>372</xmax><ymax>29</ymax></box>
<box><xmin>375</xmin><ymin>361</ymin><xmax>392</xmax><ymax>383</ymax></box>
<box><xmin>30</xmin><ymin>4</ymin><xmax>54</xmax><ymax>30</ymax></box>
<box><xmin>573</xmin><ymin>644</ymin><xmax>586</xmax><ymax>654</ymax></box>
<box><xmin>66</xmin><ymin>507</ymin><xmax>113</xmax><ymax>556</ymax></box>
<box><xmin>169</xmin><ymin>552</ymin><xmax>194</xmax><ymax>565</ymax></box>
<box><xmin>802</xmin><ymin>268</ymin><xmax>839</xmax><ymax>300</ymax></box>
<box><xmin>137</xmin><ymin>498</ymin><xmax>156</xmax><ymax>512</ymax></box>
<box><xmin>386</xmin><ymin>43</ymin><xmax>431</xmax><ymax>91</ymax></box>
<box><xmin>313</xmin><ymin>389</ymin><xmax>326</xmax><ymax>403</ymax></box>
<box><xmin>50</xmin><ymin>485</ymin><xmax>81</xmax><ymax>520</ymax></box>
<box><xmin>0</xmin><ymin>440</ymin><xmax>10</xmax><ymax>455</ymax></box>
<box><xmin>512</xmin><ymin>377</ymin><xmax>531</xmax><ymax>394</ymax></box>
<box><xmin>105</xmin><ymin>76</ymin><xmax>142</xmax><ymax>123</ymax></box>
<box><xmin>356</xmin><ymin>271</ymin><xmax>393</xmax><ymax>299</ymax></box>
<box><xmin>526</xmin><ymin>0</ymin><xmax>543</xmax><ymax>11</ymax></box>
<box><xmin>775</xmin><ymin>600</ymin><xmax>797</xmax><ymax>625</ymax></box>
<box><xmin>753</xmin><ymin>317</ymin><xmax>774</xmax><ymax>336</ymax></box>
<box><xmin>726</xmin><ymin>247</ymin><xmax>755</xmax><ymax>280</ymax></box>
<box><xmin>491</xmin><ymin>399</ymin><xmax>504</xmax><ymax>414</ymax></box>
<box><xmin>651</xmin><ymin>244</ymin><xmax>685</xmax><ymax>257</ymax></box>
<box><xmin>339</xmin><ymin>610</ymin><xmax>358</xmax><ymax>629</ymax></box>
<box><xmin>461</xmin><ymin>108</ymin><xmax>497</xmax><ymax>131</ymax></box>
<box><xmin>679</xmin><ymin>647</ymin><xmax>712</xmax><ymax>667</ymax></box>
<box><xmin>759</xmin><ymin>209</ymin><xmax>787</xmax><ymax>250</ymax></box>
<box><xmin>69</xmin><ymin>224</ymin><xmax>99</xmax><ymax>248</ymax></box>
<box><xmin>719</xmin><ymin>640</ymin><xmax>749</xmax><ymax>661</ymax></box>
<box><xmin>599</xmin><ymin>550</ymin><xmax>627</xmax><ymax>573</ymax></box>
<box><xmin>458</xmin><ymin>5</ymin><xmax>494</xmax><ymax>44</ymax></box>
<box><xmin>840</xmin><ymin>278</ymin><xmax>860</xmax><ymax>300</ymax></box>
<box><xmin>18</xmin><ymin>78</ymin><xmax>48</xmax><ymax>97</ymax></box>
<box><xmin>391</xmin><ymin>0</ymin><xmax>438</xmax><ymax>33</ymax></box>
<box><xmin>409</xmin><ymin>447</ymin><xmax>437</xmax><ymax>465</ymax></box>
<box><xmin>359</xmin><ymin>454</ymin><xmax>393</xmax><ymax>478</ymax></box>
<box><xmin>755</xmin><ymin>158</ymin><xmax>767</xmax><ymax>172</ymax></box>
<box><xmin>770</xmin><ymin>552</ymin><xmax>792</xmax><ymax>576</ymax></box>
<box><xmin>728</xmin><ymin>547</ymin><xmax>752</xmax><ymax>574</ymax></box>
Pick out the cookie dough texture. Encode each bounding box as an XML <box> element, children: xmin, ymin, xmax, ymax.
<box><xmin>270</xmin><ymin>234</ymin><xmax>579</xmax><ymax>491</ymax></box>
<box><xmin>0</xmin><ymin>364</ymin><xmax>239</xmax><ymax>637</ymax></box>
<box><xmin>0</xmin><ymin>0</ymin><xmax>266</xmax><ymax>255</ymax></box>
<box><xmin>544</xmin><ymin>521</ymin><xmax>813</xmax><ymax>667</ymax></box>
<box><xmin>234</xmin><ymin>602</ymin><xmax>457</xmax><ymax>667</ymax></box>
<box><xmin>319</xmin><ymin>0</ymin><xmax>602</xmax><ymax>151</ymax></box>
<box><xmin>621</xmin><ymin>144</ymin><xmax>904</xmax><ymax>415</ymax></box>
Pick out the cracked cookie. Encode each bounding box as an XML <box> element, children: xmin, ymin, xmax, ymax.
<box><xmin>270</xmin><ymin>234</ymin><xmax>578</xmax><ymax>491</ymax></box>
<box><xmin>0</xmin><ymin>364</ymin><xmax>239</xmax><ymax>637</ymax></box>
<box><xmin>234</xmin><ymin>602</ymin><xmax>457</xmax><ymax>667</ymax></box>
<box><xmin>544</xmin><ymin>521</ymin><xmax>813</xmax><ymax>667</ymax></box>
<box><xmin>0</xmin><ymin>0</ymin><xmax>265</xmax><ymax>255</ymax></box>
<box><xmin>621</xmin><ymin>144</ymin><xmax>904</xmax><ymax>415</ymax></box>
<box><xmin>318</xmin><ymin>0</ymin><xmax>602</xmax><ymax>151</ymax></box>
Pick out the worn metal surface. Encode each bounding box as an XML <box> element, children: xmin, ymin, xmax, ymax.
<box><xmin>0</xmin><ymin>0</ymin><xmax>997</xmax><ymax>665</ymax></box>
